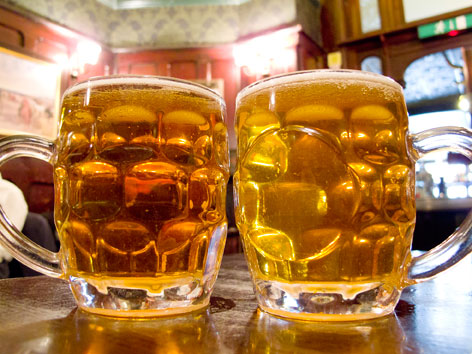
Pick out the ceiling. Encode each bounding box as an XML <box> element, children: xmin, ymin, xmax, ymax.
<box><xmin>96</xmin><ymin>0</ymin><xmax>250</xmax><ymax>9</ymax></box>
<box><xmin>1</xmin><ymin>0</ymin><xmax>322</xmax><ymax>49</ymax></box>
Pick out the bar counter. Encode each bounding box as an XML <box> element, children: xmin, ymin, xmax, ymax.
<box><xmin>1</xmin><ymin>253</ymin><xmax>471</xmax><ymax>353</ymax></box>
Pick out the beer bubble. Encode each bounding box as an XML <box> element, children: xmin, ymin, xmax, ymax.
<box><xmin>99</xmin><ymin>105</ymin><xmax>158</xmax><ymax>142</ymax></box>
<box><xmin>189</xmin><ymin>167</ymin><xmax>226</xmax><ymax>223</ymax></box>
<box><xmin>159</xmin><ymin>218</ymin><xmax>205</xmax><ymax>272</ymax></box>
<box><xmin>328</xmin><ymin>178</ymin><xmax>361</xmax><ymax>222</ymax></box>
<box><xmin>259</xmin><ymin>182</ymin><xmax>328</xmax><ymax>237</ymax></box>
<box><xmin>100</xmin><ymin>105</ymin><xmax>156</xmax><ymax>123</ymax></box>
<box><xmin>70</xmin><ymin>161</ymin><xmax>122</xmax><ymax>220</ymax></box>
<box><xmin>54</xmin><ymin>167</ymin><xmax>69</xmax><ymax>228</ymax></box>
<box><xmin>99</xmin><ymin>144</ymin><xmax>156</xmax><ymax>164</ymax></box>
<box><xmin>285</xmin><ymin>104</ymin><xmax>344</xmax><ymax>124</ymax></box>
<box><xmin>241</xmin><ymin>131</ymin><xmax>288</xmax><ymax>183</ymax></box>
<box><xmin>247</xmin><ymin>227</ymin><xmax>296</xmax><ymax>261</ymax></box>
<box><xmin>163</xmin><ymin>137</ymin><xmax>194</xmax><ymax>164</ymax></box>
<box><xmin>349</xmin><ymin>162</ymin><xmax>377</xmax><ymax>181</ymax></box>
<box><xmin>100</xmin><ymin>221</ymin><xmax>152</xmax><ymax>252</ymax></box>
<box><xmin>193</xmin><ymin>135</ymin><xmax>212</xmax><ymax>166</ymax></box>
<box><xmin>238</xmin><ymin>110</ymin><xmax>280</xmax><ymax>155</ymax></box>
<box><xmin>62</xmin><ymin>110</ymin><xmax>94</xmax><ymax>126</ymax></box>
<box><xmin>349</xmin><ymin>162</ymin><xmax>382</xmax><ymax>216</ymax></box>
<box><xmin>295</xmin><ymin>228</ymin><xmax>342</xmax><ymax>261</ymax></box>
<box><xmin>351</xmin><ymin>104</ymin><xmax>394</xmax><ymax>122</ymax></box>
<box><xmin>283</xmin><ymin>104</ymin><xmax>346</xmax><ymax>150</ymax></box>
<box><xmin>158</xmin><ymin>218</ymin><xmax>198</xmax><ymax>253</ymax></box>
<box><xmin>62</xmin><ymin>132</ymin><xmax>92</xmax><ymax>165</ymax></box>
<box><xmin>125</xmin><ymin>161</ymin><xmax>188</xmax><ymax>221</ymax></box>
<box><xmin>351</xmin><ymin>104</ymin><xmax>400</xmax><ymax>164</ymax></box>
<box><xmin>383</xmin><ymin>164</ymin><xmax>415</xmax><ymax>223</ymax></box>
<box><xmin>213</xmin><ymin>122</ymin><xmax>229</xmax><ymax>170</ymax></box>
<box><xmin>100</xmin><ymin>132</ymin><xmax>126</xmax><ymax>147</ymax></box>
<box><xmin>162</xmin><ymin>110</ymin><xmax>207</xmax><ymax>125</ymax></box>
<box><xmin>359</xmin><ymin>223</ymin><xmax>398</xmax><ymax>241</ymax></box>
<box><xmin>353</xmin><ymin>223</ymin><xmax>399</xmax><ymax>276</ymax></box>
<box><xmin>62</xmin><ymin>220</ymin><xmax>95</xmax><ymax>272</ymax></box>
<box><xmin>162</xmin><ymin>110</ymin><xmax>211</xmax><ymax>166</ymax></box>
<box><xmin>384</xmin><ymin>164</ymin><xmax>410</xmax><ymax>184</ymax></box>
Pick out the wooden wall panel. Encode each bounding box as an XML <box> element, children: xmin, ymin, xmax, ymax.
<box><xmin>0</xmin><ymin>5</ymin><xmax>323</xmax><ymax>218</ymax></box>
<box><xmin>0</xmin><ymin>23</ymin><xmax>23</xmax><ymax>48</ymax></box>
<box><xmin>0</xmin><ymin>5</ymin><xmax>114</xmax><ymax>214</ymax></box>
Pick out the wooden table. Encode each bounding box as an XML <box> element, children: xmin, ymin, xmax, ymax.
<box><xmin>1</xmin><ymin>253</ymin><xmax>471</xmax><ymax>353</ymax></box>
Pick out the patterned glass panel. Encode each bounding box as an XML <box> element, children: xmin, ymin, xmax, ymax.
<box><xmin>404</xmin><ymin>48</ymin><xmax>464</xmax><ymax>104</ymax></box>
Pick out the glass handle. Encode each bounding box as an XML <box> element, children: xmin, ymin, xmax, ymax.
<box><xmin>408</xmin><ymin>126</ymin><xmax>472</xmax><ymax>283</ymax></box>
<box><xmin>0</xmin><ymin>135</ymin><xmax>62</xmax><ymax>278</ymax></box>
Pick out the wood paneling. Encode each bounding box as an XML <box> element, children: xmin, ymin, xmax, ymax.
<box><xmin>0</xmin><ymin>23</ymin><xmax>23</xmax><ymax>47</ymax></box>
<box><xmin>0</xmin><ymin>5</ymin><xmax>114</xmax><ymax>214</ymax></box>
<box><xmin>115</xmin><ymin>45</ymin><xmax>240</xmax><ymax>149</ymax></box>
<box><xmin>0</xmin><ymin>5</ymin><xmax>322</xmax><ymax>221</ymax></box>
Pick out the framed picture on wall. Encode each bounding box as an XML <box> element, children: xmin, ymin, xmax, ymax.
<box><xmin>0</xmin><ymin>47</ymin><xmax>61</xmax><ymax>139</ymax></box>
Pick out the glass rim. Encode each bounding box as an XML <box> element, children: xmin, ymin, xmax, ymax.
<box><xmin>236</xmin><ymin>69</ymin><xmax>403</xmax><ymax>103</ymax></box>
<box><xmin>63</xmin><ymin>74</ymin><xmax>225</xmax><ymax>105</ymax></box>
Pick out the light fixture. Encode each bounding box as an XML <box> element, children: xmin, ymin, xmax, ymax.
<box><xmin>233</xmin><ymin>25</ymin><xmax>300</xmax><ymax>78</ymax></box>
<box><xmin>71</xmin><ymin>40</ymin><xmax>102</xmax><ymax>78</ymax></box>
<box><xmin>458</xmin><ymin>94</ymin><xmax>470</xmax><ymax>112</ymax></box>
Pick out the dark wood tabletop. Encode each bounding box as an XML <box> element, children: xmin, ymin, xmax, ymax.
<box><xmin>0</xmin><ymin>253</ymin><xmax>471</xmax><ymax>354</ymax></box>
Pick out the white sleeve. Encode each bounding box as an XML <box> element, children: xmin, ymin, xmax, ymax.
<box><xmin>0</xmin><ymin>176</ymin><xmax>29</xmax><ymax>262</ymax></box>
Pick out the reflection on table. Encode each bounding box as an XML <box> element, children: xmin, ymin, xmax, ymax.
<box><xmin>0</xmin><ymin>253</ymin><xmax>471</xmax><ymax>353</ymax></box>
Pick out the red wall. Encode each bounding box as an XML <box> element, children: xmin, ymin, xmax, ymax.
<box><xmin>0</xmin><ymin>5</ymin><xmax>323</xmax><ymax>215</ymax></box>
<box><xmin>115</xmin><ymin>45</ymin><xmax>240</xmax><ymax>150</ymax></box>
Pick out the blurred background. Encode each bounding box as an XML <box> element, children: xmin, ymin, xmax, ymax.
<box><xmin>0</xmin><ymin>0</ymin><xmax>471</xmax><ymax>265</ymax></box>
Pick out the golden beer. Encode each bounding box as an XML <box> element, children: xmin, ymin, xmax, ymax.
<box><xmin>56</xmin><ymin>76</ymin><xmax>229</xmax><ymax>316</ymax></box>
<box><xmin>234</xmin><ymin>70</ymin><xmax>415</xmax><ymax>320</ymax></box>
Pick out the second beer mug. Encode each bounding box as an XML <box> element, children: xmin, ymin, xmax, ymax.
<box><xmin>234</xmin><ymin>69</ymin><xmax>472</xmax><ymax>320</ymax></box>
<box><xmin>0</xmin><ymin>76</ymin><xmax>229</xmax><ymax>317</ymax></box>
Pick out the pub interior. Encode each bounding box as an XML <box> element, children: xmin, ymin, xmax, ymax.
<box><xmin>0</xmin><ymin>0</ymin><xmax>472</xmax><ymax>353</ymax></box>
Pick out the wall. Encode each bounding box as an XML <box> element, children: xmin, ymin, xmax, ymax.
<box><xmin>115</xmin><ymin>45</ymin><xmax>240</xmax><ymax>149</ymax></box>
<box><xmin>0</xmin><ymin>5</ymin><xmax>113</xmax><ymax>212</ymax></box>
<box><xmin>1</xmin><ymin>0</ymin><xmax>322</xmax><ymax>48</ymax></box>
<box><xmin>0</xmin><ymin>4</ymin><xmax>324</xmax><ymax>215</ymax></box>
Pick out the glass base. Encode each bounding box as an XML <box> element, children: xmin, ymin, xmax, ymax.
<box><xmin>254</xmin><ymin>280</ymin><xmax>401</xmax><ymax>321</ymax></box>
<box><xmin>68</xmin><ymin>274</ymin><xmax>211</xmax><ymax>318</ymax></box>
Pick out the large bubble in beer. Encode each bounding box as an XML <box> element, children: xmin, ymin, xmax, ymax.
<box><xmin>238</xmin><ymin>109</ymin><xmax>280</xmax><ymax>156</ymax></box>
<box><xmin>239</xmin><ymin>127</ymin><xmax>361</xmax><ymax>261</ymax></box>
<box><xmin>241</xmin><ymin>130</ymin><xmax>288</xmax><ymax>183</ymax></box>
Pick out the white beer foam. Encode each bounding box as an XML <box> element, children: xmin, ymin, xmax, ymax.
<box><xmin>236</xmin><ymin>69</ymin><xmax>403</xmax><ymax>102</ymax></box>
<box><xmin>64</xmin><ymin>75</ymin><xmax>224</xmax><ymax>103</ymax></box>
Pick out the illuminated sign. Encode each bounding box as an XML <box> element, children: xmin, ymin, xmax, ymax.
<box><xmin>418</xmin><ymin>13</ymin><xmax>472</xmax><ymax>39</ymax></box>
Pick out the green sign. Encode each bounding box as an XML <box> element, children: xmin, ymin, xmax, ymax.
<box><xmin>418</xmin><ymin>13</ymin><xmax>472</xmax><ymax>39</ymax></box>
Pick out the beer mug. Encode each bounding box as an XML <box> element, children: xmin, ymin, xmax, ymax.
<box><xmin>234</xmin><ymin>69</ymin><xmax>472</xmax><ymax>320</ymax></box>
<box><xmin>0</xmin><ymin>76</ymin><xmax>229</xmax><ymax>317</ymax></box>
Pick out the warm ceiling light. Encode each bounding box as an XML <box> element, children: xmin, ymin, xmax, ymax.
<box><xmin>77</xmin><ymin>40</ymin><xmax>102</xmax><ymax>66</ymax></box>
<box><xmin>458</xmin><ymin>94</ymin><xmax>470</xmax><ymax>112</ymax></box>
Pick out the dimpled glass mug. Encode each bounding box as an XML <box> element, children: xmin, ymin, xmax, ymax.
<box><xmin>234</xmin><ymin>69</ymin><xmax>472</xmax><ymax>321</ymax></box>
<box><xmin>0</xmin><ymin>76</ymin><xmax>229</xmax><ymax>317</ymax></box>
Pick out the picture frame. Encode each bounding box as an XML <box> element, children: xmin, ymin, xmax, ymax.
<box><xmin>0</xmin><ymin>46</ymin><xmax>62</xmax><ymax>139</ymax></box>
